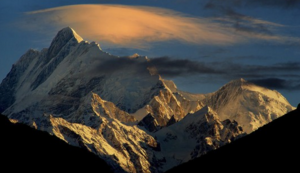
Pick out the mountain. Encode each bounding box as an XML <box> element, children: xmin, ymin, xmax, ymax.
<box><xmin>204</xmin><ymin>78</ymin><xmax>294</xmax><ymax>133</ymax></box>
<box><xmin>0</xmin><ymin>113</ymin><xmax>113</xmax><ymax>172</ymax></box>
<box><xmin>166</xmin><ymin>106</ymin><xmax>300</xmax><ymax>172</ymax></box>
<box><xmin>154</xmin><ymin>106</ymin><xmax>244</xmax><ymax>171</ymax></box>
<box><xmin>136</xmin><ymin>78</ymin><xmax>204</xmax><ymax>132</ymax></box>
<box><xmin>0</xmin><ymin>27</ymin><xmax>294</xmax><ymax>173</ymax></box>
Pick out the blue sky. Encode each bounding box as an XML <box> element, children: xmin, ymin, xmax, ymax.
<box><xmin>0</xmin><ymin>0</ymin><xmax>299</xmax><ymax>106</ymax></box>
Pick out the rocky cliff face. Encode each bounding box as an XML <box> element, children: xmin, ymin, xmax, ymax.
<box><xmin>134</xmin><ymin>79</ymin><xmax>204</xmax><ymax>132</ymax></box>
<box><xmin>0</xmin><ymin>49</ymin><xmax>39</xmax><ymax>112</ymax></box>
<box><xmin>154</xmin><ymin>106</ymin><xmax>244</xmax><ymax>171</ymax></box>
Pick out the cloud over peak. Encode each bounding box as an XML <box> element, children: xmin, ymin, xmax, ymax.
<box><xmin>19</xmin><ymin>4</ymin><xmax>296</xmax><ymax>49</ymax></box>
<box><xmin>23</xmin><ymin>4</ymin><xmax>243</xmax><ymax>48</ymax></box>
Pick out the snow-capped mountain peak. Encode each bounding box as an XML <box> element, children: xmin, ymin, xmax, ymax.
<box><xmin>55</xmin><ymin>26</ymin><xmax>83</xmax><ymax>43</ymax></box>
<box><xmin>129</xmin><ymin>53</ymin><xmax>140</xmax><ymax>59</ymax></box>
<box><xmin>219</xmin><ymin>78</ymin><xmax>290</xmax><ymax>106</ymax></box>
<box><xmin>205</xmin><ymin>78</ymin><xmax>295</xmax><ymax>133</ymax></box>
<box><xmin>0</xmin><ymin>27</ymin><xmax>295</xmax><ymax>173</ymax></box>
<box><xmin>226</xmin><ymin>78</ymin><xmax>246</xmax><ymax>87</ymax></box>
<box><xmin>44</xmin><ymin>27</ymin><xmax>81</xmax><ymax>62</ymax></box>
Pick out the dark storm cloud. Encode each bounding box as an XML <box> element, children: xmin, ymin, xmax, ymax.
<box><xmin>147</xmin><ymin>57</ymin><xmax>220</xmax><ymax>76</ymax></box>
<box><xmin>194</xmin><ymin>60</ymin><xmax>300</xmax><ymax>90</ymax></box>
<box><xmin>227</xmin><ymin>61</ymin><xmax>300</xmax><ymax>73</ymax></box>
<box><xmin>249</xmin><ymin>78</ymin><xmax>300</xmax><ymax>91</ymax></box>
<box><xmin>92</xmin><ymin>55</ymin><xmax>300</xmax><ymax>90</ymax></box>
<box><xmin>249</xmin><ymin>78</ymin><xmax>288</xmax><ymax>90</ymax></box>
<box><xmin>240</xmin><ymin>62</ymin><xmax>300</xmax><ymax>74</ymax></box>
<box><xmin>169</xmin><ymin>60</ymin><xmax>300</xmax><ymax>80</ymax></box>
<box><xmin>94</xmin><ymin>57</ymin><xmax>146</xmax><ymax>75</ymax></box>
<box><xmin>220</xmin><ymin>62</ymin><xmax>300</xmax><ymax>90</ymax></box>
<box><xmin>93</xmin><ymin>56</ymin><xmax>220</xmax><ymax>77</ymax></box>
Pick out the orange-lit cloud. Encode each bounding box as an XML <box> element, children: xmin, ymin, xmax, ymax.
<box><xmin>23</xmin><ymin>4</ymin><xmax>243</xmax><ymax>48</ymax></box>
<box><xmin>22</xmin><ymin>4</ymin><xmax>291</xmax><ymax>49</ymax></box>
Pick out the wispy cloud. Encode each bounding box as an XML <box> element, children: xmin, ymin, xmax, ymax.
<box><xmin>20</xmin><ymin>4</ymin><xmax>246</xmax><ymax>48</ymax></box>
<box><xmin>90</xmin><ymin>55</ymin><xmax>300</xmax><ymax>90</ymax></box>
<box><xmin>203</xmin><ymin>1</ymin><xmax>300</xmax><ymax>43</ymax></box>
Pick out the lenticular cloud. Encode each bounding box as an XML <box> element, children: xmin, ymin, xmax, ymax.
<box><xmin>25</xmin><ymin>4</ymin><xmax>241</xmax><ymax>48</ymax></box>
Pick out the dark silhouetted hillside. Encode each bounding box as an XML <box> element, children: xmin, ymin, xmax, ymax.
<box><xmin>166</xmin><ymin>107</ymin><xmax>300</xmax><ymax>172</ymax></box>
<box><xmin>0</xmin><ymin>114</ymin><xmax>113</xmax><ymax>172</ymax></box>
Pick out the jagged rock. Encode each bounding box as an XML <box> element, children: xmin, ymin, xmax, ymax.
<box><xmin>138</xmin><ymin>114</ymin><xmax>161</xmax><ymax>132</ymax></box>
<box><xmin>166</xmin><ymin>116</ymin><xmax>178</xmax><ymax>127</ymax></box>
<box><xmin>155</xmin><ymin>106</ymin><xmax>245</xmax><ymax>171</ymax></box>
<box><xmin>142</xmin><ymin>79</ymin><xmax>204</xmax><ymax>129</ymax></box>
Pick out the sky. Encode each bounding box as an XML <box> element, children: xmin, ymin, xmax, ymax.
<box><xmin>0</xmin><ymin>0</ymin><xmax>299</xmax><ymax>106</ymax></box>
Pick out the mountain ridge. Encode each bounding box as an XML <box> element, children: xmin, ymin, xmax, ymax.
<box><xmin>204</xmin><ymin>78</ymin><xmax>294</xmax><ymax>133</ymax></box>
<box><xmin>166</xmin><ymin>107</ymin><xmax>300</xmax><ymax>172</ymax></box>
<box><xmin>0</xmin><ymin>27</ymin><xmax>295</xmax><ymax>173</ymax></box>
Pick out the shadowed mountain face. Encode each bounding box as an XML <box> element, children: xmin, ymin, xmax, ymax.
<box><xmin>0</xmin><ymin>113</ymin><xmax>113</xmax><ymax>172</ymax></box>
<box><xmin>166</xmin><ymin>107</ymin><xmax>300</xmax><ymax>173</ymax></box>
